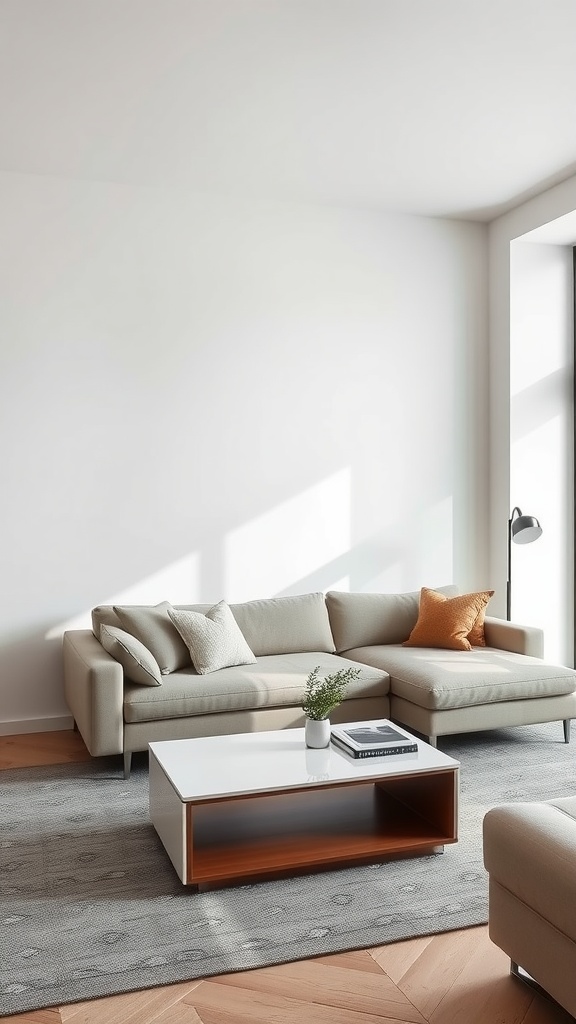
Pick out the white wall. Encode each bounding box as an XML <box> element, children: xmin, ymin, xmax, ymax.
<box><xmin>0</xmin><ymin>171</ymin><xmax>488</xmax><ymax>729</ymax></box>
<box><xmin>490</xmin><ymin>175</ymin><xmax>576</xmax><ymax>663</ymax></box>
<box><xmin>510</xmin><ymin>242</ymin><xmax>573</xmax><ymax>661</ymax></box>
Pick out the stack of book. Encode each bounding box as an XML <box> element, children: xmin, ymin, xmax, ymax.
<box><xmin>331</xmin><ymin>720</ymin><xmax>418</xmax><ymax>759</ymax></box>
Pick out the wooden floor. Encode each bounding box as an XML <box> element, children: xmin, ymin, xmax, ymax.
<box><xmin>1</xmin><ymin>731</ymin><xmax>573</xmax><ymax>1024</ymax></box>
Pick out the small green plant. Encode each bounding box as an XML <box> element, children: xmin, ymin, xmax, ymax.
<box><xmin>302</xmin><ymin>664</ymin><xmax>361</xmax><ymax>721</ymax></box>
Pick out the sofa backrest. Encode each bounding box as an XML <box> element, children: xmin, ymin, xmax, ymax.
<box><xmin>325</xmin><ymin>586</ymin><xmax>459</xmax><ymax>653</ymax></box>
<box><xmin>229</xmin><ymin>593</ymin><xmax>335</xmax><ymax>656</ymax></box>
<box><xmin>92</xmin><ymin>587</ymin><xmax>463</xmax><ymax>666</ymax></box>
<box><xmin>92</xmin><ymin>591</ymin><xmax>335</xmax><ymax>664</ymax></box>
<box><xmin>92</xmin><ymin>604</ymin><xmax>211</xmax><ymax>637</ymax></box>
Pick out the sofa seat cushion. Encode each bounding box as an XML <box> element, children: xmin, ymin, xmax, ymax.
<box><xmin>343</xmin><ymin>645</ymin><xmax>576</xmax><ymax>711</ymax></box>
<box><xmin>123</xmin><ymin>652</ymin><xmax>389</xmax><ymax>724</ymax></box>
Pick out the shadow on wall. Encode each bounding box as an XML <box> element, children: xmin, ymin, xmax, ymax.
<box><xmin>0</xmin><ymin>468</ymin><xmax>456</xmax><ymax>729</ymax></box>
<box><xmin>510</xmin><ymin>367</ymin><xmax>572</xmax><ymax>443</ymax></box>
<box><xmin>274</xmin><ymin>537</ymin><xmax>411</xmax><ymax>599</ymax></box>
<box><xmin>45</xmin><ymin>535</ymin><xmax>410</xmax><ymax>640</ymax></box>
<box><xmin>45</xmin><ymin>467</ymin><xmax>454</xmax><ymax>639</ymax></box>
<box><xmin>0</xmin><ymin>630</ymin><xmax>64</xmax><ymax>723</ymax></box>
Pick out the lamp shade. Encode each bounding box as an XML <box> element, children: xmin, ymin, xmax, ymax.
<box><xmin>511</xmin><ymin>515</ymin><xmax>543</xmax><ymax>545</ymax></box>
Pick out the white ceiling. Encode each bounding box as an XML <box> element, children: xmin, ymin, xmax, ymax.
<box><xmin>3</xmin><ymin>0</ymin><xmax>576</xmax><ymax>221</ymax></box>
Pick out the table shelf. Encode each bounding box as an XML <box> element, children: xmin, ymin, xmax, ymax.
<box><xmin>186</xmin><ymin>771</ymin><xmax>457</xmax><ymax>885</ymax></box>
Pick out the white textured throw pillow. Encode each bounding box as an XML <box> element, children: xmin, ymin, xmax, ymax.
<box><xmin>167</xmin><ymin>601</ymin><xmax>257</xmax><ymax>675</ymax></box>
<box><xmin>99</xmin><ymin>624</ymin><xmax>163</xmax><ymax>686</ymax></box>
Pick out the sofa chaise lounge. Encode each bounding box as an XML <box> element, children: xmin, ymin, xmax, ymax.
<box><xmin>62</xmin><ymin>588</ymin><xmax>576</xmax><ymax>776</ymax></box>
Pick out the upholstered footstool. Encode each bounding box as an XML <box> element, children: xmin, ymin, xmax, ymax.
<box><xmin>483</xmin><ymin>797</ymin><xmax>576</xmax><ymax>1017</ymax></box>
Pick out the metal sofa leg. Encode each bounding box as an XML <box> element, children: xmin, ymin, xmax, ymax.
<box><xmin>123</xmin><ymin>751</ymin><xmax>132</xmax><ymax>779</ymax></box>
<box><xmin>428</xmin><ymin>735</ymin><xmax>437</xmax><ymax>748</ymax></box>
<box><xmin>511</xmin><ymin>960</ymin><xmax>566</xmax><ymax>1011</ymax></box>
<box><xmin>564</xmin><ymin>719</ymin><xmax>571</xmax><ymax>744</ymax></box>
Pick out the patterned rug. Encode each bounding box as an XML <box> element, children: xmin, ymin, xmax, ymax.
<box><xmin>2</xmin><ymin>722</ymin><xmax>575</xmax><ymax>1017</ymax></box>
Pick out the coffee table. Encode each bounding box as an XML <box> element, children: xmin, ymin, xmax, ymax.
<box><xmin>148</xmin><ymin>723</ymin><xmax>459</xmax><ymax>888</ymax></box>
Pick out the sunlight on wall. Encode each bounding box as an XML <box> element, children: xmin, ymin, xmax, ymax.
<box><xmin>100</xmin><ymin>552</ymin><xmax>202</xmax><ymax>606</ymax></box>
<box><xmin>511</xmin><ymin>415</ymin><xmax>569</xmax><ymax>657</ymax></box>
<box><xmin>224</xmin><ymin>469</ymin><xmax>351</xmax><ymax>601</ymax></box>
<box><xmin>45</xmin><ymin>552</ymin><xmax>200</xmax><ymax>638</ymax></box>
<box><xmin>511</xmin><ymin>262</ymin><xmax>568</xmax><ymax>396</ymax></box>
<box><xmin>510</xmin><ymin>240</ymin><xmax>573</xmax><ymax>662</ymax></box>
<box><xmin>329</xmin><ymin>575</ymin><xmax>351</xmax><ymax>591</ymax></box>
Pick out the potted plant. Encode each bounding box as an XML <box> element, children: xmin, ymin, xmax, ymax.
<box><xmin>302</xmin><ymin>664</ymin><xmax>361</xmax><ymax>747</ymax></box>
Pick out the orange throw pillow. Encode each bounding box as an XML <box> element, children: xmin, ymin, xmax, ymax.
<box><xmin>468</xmin><ymin>603</ymin><xmax>491</xmax><ymax>647</ymax></box>
<box><xmin>404</xmin><ymin>587</ymin><xmax>494</xmax><ymax>651</ymax></box>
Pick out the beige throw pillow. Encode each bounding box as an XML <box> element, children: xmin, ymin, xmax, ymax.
<box><xmin>99</xmin><ymin>624</ymin><xmax>162</xmax><ymax>686</ymax></box>
<box><xmin>168</xmin><ymin>601</ymin><xmax>257</xmax><ymax>675</ymax></box>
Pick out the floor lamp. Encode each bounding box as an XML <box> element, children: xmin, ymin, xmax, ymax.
<box><xmin>506</xmin><ymin>507</ymin><xmax>543</xmax><ymax>620</ymax></box>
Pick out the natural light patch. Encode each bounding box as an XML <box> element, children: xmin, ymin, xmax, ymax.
<box><xmin>510</xmin><ymin>241</ymin><xmax>570</xmax><ymax>396</ymax></box>
<box><xmin>45</xmin><ymin>609</ymin><xmax>96</xmax><ymax>637</ymax></box>
<box><xmin>99</xmin><ymin>553</ymin><xmax>201</xmax><ymax>606</ymax></box>
<box><xmin>45</xmin><ymin>552</ymin><xmax>200</xmax><ymax>639</ymax></box>
<box><xmin>510</xmin><ymin>239</ymin><xmax>572</xmax><ymax>664</ymax></box>
<box><xmin>511</xmin><ymin>415</ymin><xmax>567</xmax><ymax>660</ymax></box>
<box><xmin>328</xmin><ymin>575</ymin><xmax>351</xmax><ymax>592</ymax></box>
<box><xmin>224</xmin><ymin>469</ymin><xmax>351</xmax><ymax>602</ymax></box>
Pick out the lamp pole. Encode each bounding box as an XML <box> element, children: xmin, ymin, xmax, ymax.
<box><xmin>506</xmin><ymin>507</ymin><xmax>521</xmax><ymax>621</ymax></box>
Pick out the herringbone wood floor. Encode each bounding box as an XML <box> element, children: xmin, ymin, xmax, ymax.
<box><xmin>1</xmin><ymin>731</ymin><xmax>573</xmax><ymax>1024</ymax></box>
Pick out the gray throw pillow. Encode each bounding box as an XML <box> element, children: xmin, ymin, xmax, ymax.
<box><xmin>168</xmin><ymin>601</ymin><xmax>257</xmax><ymax>675</ymax></box>
<box><xmin>114</xmin><ymin>601</ymin><xmax>190</xmax><ymax>674</ymax></box>
<box><xmin>99</xmin><ymin>624</ymin><xmax>162</xmax><ymax>687</ymax></box>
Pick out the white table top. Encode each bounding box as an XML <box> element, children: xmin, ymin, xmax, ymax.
<box><xmin>149</xmin><ymin>724</ymin><xmax>460</xmax><ymax>802</ymax></box>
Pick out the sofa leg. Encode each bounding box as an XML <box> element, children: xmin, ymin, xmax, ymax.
<box><xmin>564</xmin><ymin>719</ymin><xmax>571</xmax><ymax>744</ymax></box>
<box><xmin>428</xmin><ymin>735</ymin><xmax>437</xmax><ymax>748</ymax></box>
<box><xmin>511</xmin><ymin>960</ymin><xmax>562</xmax><ymax>1009</ymax></box>
<box><xmin>123</xmin><ymin>752</ymin><xmax>132</xmax><ymax>779</ymax></box>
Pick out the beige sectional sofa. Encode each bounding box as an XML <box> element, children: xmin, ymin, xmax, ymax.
<box><xmin>62</xmin><ymin>588</ymin><xmax>576</xmax><ymax>777</ymax></box>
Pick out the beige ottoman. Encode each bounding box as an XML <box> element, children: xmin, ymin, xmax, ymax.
<box><xmin>483</xmin><ymin>797</ymin><xmax>576</xmax><ymax>1017</ymax></box>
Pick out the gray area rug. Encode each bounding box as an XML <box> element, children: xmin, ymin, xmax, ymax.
<box><xmin>2</xmin><ymin>722</ymin><xmax>575</xmax><ymax>1017</ymax></box>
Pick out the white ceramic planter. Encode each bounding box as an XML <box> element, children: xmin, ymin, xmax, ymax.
<box><xmin>304</xmin><ymin>717</ymin><xmax>331</xmax><ymax>749</ymax></box>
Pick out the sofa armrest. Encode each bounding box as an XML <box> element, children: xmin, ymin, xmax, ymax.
<box><xmin>483</xmin><ymin>800</ymin><xmax>576</xmax><ymax>938</ymax></box>
<box><xmin>483</xmin><ymin>616</ymin><xmax>544</xmax><ymax>658</ymax></box>
<box><xmin>63</xmin><ymin>630</ymin><xmax>124</xmax><ymax>756</ymax></box>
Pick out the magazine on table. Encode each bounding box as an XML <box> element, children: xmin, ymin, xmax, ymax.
<box><xmin>331</xmin><ymin>734</ymin><xmax>418</xmax><ymax>759</ymax></box>
<box><xmin>331</xmin><ymin>720</ymin><xmax>418</xmax><ymax>758</ymax></box>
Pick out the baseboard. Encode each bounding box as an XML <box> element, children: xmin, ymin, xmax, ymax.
<box><xmin>0</xmin><ymin>715</ymin><xmax>74</xmax><ymax>736</ymax></box>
